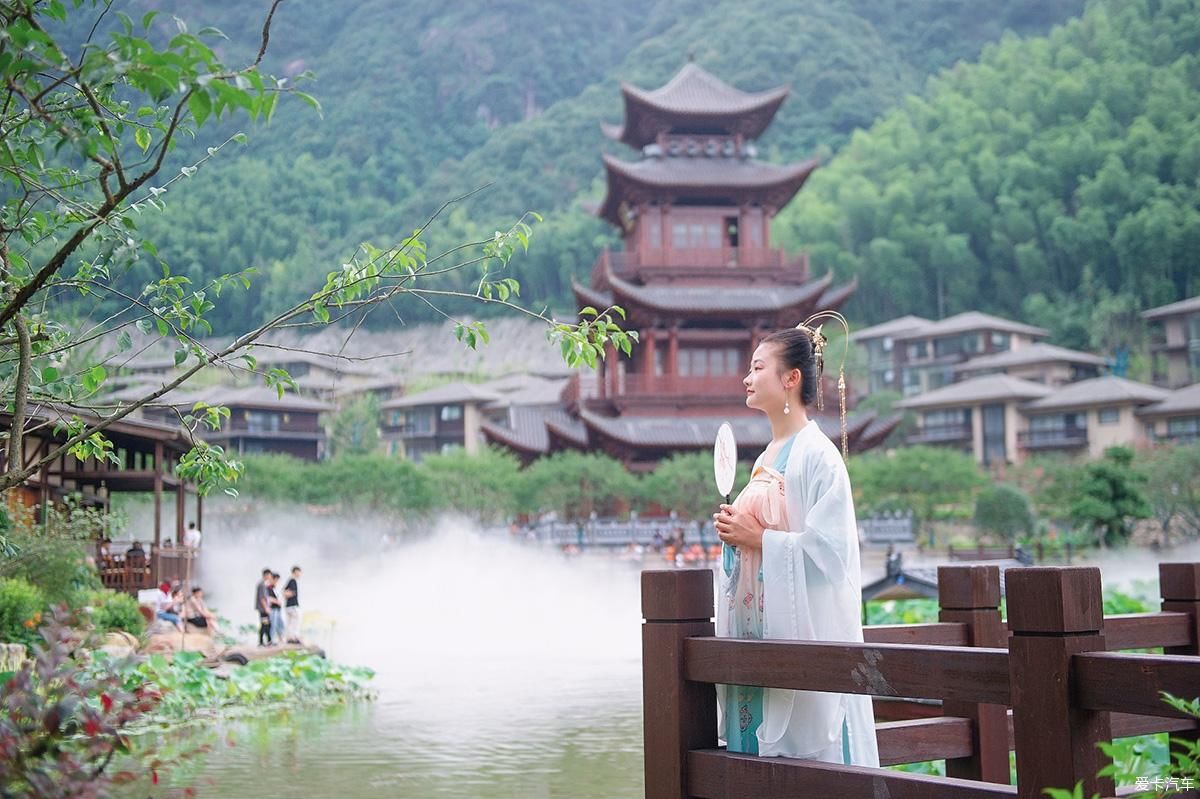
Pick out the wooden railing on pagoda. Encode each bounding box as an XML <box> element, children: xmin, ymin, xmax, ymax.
<box><xmin>591</xmin><ymin>247</ymin><xmax>810</xmax><ymax>285</ymax></box>
<box><xmin>642</xmin><ymin>563</ymin><xmax>1200</xmax><ymax>799</ymax></box>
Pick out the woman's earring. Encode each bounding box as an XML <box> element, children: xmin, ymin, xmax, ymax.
<box><xmin>784</xmin><ymin>399</ymin><xmax>791</xmax><ymax>415</ymax></box>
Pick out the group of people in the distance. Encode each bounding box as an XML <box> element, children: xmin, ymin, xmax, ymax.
<box><xmin>254</xmin><ymin>566</ymin><xmax>302</xmax><ymax>646</ymax></box>
<box><xmin>154</xmin><ymin>581</ymin><xmax>219</xmax><ymax>634</ymax></box>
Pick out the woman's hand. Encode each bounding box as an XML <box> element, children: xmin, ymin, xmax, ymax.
<box><xmin>713</xmin><ymin>504</ymin><xmax>765</xmax><ymax>550</ymax></box>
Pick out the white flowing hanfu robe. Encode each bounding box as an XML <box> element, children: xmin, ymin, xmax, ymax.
<box><xmin>716</xmin><ymin>421</ymin><xmax>880</xmax><ymax>766</ymax></box>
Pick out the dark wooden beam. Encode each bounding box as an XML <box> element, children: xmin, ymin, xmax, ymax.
<box><xmin>1073</xmin><ymin>651</ymin><xmax>1200</xmax><ymax>717</ymax></box>
<box><xmin>687</xmin><ymin>749</ymin><xmax>1017</xmax><ymax>799</ymax></box>
<box><xmin>876</xmin><ymin>717</ymin><xmax>974</xmax><ymax>766</ymax></box>
<box><xmin>1104</xmin><ymin>612</ymin><xmax>1193</xmax><ymax>650</ymax></box>
<box><xmin>865</xmin><ymin>622</ymin><xmax>969</xmax><ymax>646</ymax></box>
<box><xmin>683</xmin><ymin>637</ymin><xmax>1011</xmax><ymax>705</ymax></box>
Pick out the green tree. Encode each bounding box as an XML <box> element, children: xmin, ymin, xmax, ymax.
<box><xmin>973</xmin><ymin>484</ymin><xmax>1035</xmax><ymax>543</ymax></box>
<box><xmin>848</xmin><ymin>446</ymin><xmax>984</xmax><ymax>524</ymax></box>
<box><xmin>517</xmin><ymin>451</ymin><xmax>639</xmax><ymax>520</ymax></box>
<box><xmin>327</xmin><ymin>394</ymin><xmax>381</xmax><ymax>457</ymax></box>
<box><xmin>1139</xmin><ymin>442</ymin><xmax>1200</xmax><ymax>543</ymax></box>
<box><xmin>639</xmin><ymin>452</ymin><xmax>753</xmax><ymax>521</ymax></box>
<box><xmin>420</xmin><ymin>446</ymin><xmax>523</xmax><ymax>523</ymax></box>
<box><xmin>1068</xmin><ymin>446</ymin><xmax>1151</xmax><ymax>548</ymax></box>
<box><xmin>0</xmin><ymin>0</ymin><xmax>632</xmax><ymax>500</ymax></box>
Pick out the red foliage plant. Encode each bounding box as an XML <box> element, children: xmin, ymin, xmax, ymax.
<box><xmin>0</xmin><ymin>608</ymin><xmax>162</xmax><ymax>799</ymax></box>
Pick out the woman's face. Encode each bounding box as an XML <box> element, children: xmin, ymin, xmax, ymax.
<box><xmin>744</xmin><ymin>342</ymin><xmax>798</xmax><ymax>413</ymax></box>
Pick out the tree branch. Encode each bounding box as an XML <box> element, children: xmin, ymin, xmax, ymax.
<box><xmin>5</xmin><ymin>313</ymin><xmax>31</xmax><ymax>476</ymax></box>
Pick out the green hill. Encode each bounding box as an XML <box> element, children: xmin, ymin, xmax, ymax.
<box><xmin>774</xmin><ymin>0</ymin><xmax>1200</xmax><ymax>350</ymax></box>
<box><xmin>74</xmin><ymin>0</ymin><xmax>1086</xmax><ymax>332</ymax></box>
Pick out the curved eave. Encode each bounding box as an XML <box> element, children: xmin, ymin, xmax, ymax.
<box><xmin>572</xmin><ymin>280</ymin><xmax>614</xmax><ymax>309</ymax></box>
<box><xmin>603</xmin><ymin>269</ymin><xmax>833</xmax><ymax>315</ymax></box>
<box><xmin>598</xmin><ymin>154</ymin><xmax>818</xmax><ymax>228</ymax></box>
<box><xmin>545</xmin><ymin>416</ymin><xmax>589</xmax><ymax>449</ymax></box>
<box><xmin>815</xmin><ymin>275</ymin><xmax>858</xmax><ymax>312</ymax></box>
<box><xmin>614</xmin><ymin>83</ymin><xmax>790</xmax><ymax>149</ymax></box>
<box><xmin>480</xmin><ymin>420</ymin><xmax>546</xmax><ymax>456</ymax></box>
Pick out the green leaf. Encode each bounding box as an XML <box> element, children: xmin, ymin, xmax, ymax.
<box><xmin>173</xmin><ymin>348</ymin><xmax>187</xmax><ymax>367</ymax></box>
<box><xmin>188</xmin><ymin>91</ymin><xmax>212</xmax><ymax>127</ymax></box>
<box><xmin>134</xmin><ymin>127</ymin><xmax>151</xmax><ymax>153</ymax></box>
<box><xmin>294</xmin><ymin>91</ymin><xmax>323</xmax><ymax>118</ymax></box>
<box><xmin>82</xmin><ymin>365</ymin><xmax>107</xmax><ymax>393</ymax></box>
<box><xmin>117</xmin><ymin>331</ymin><xmax>132</xmax><ymax>352</ymax></box>
<box><xmin>40</xmin><ymin>366</ymin><xmax>59</xmax><ymax>383</ymax></box>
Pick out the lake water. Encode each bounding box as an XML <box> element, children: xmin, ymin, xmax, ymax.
<box><xmin>136</xmin><ymin>513</ymin><xmax>648</xmax><ymax>798</ymax></box>
<box><xmin>119</xmin><ymin>508</ymin><xmax>1194</xmax><ymax>798</ymax></box>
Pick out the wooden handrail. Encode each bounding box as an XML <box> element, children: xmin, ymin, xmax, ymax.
<box><xmin>1073</xmin><ymin>651</ymin><xmax>1200</xmax><ymax>717</ymax></box>
<box><xmin>1103</xmin><ymin>611</ymin><xmax>1194</xmax><ymax>650</ymax></box>
<box><xmin>682</xmin><ymin>637</ymin><xmax>1011</xmax><ymax>705</ymax></box>
<box><xmin>865</xmin><ymin>622</ymin><xmax>970</xmax><ymax>646</ymax></box>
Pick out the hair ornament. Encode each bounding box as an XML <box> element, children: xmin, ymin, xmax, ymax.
<box><xmin>795</xmin><ymin>310</ymin><xmax>851</xmax><ymax>459</ymax></box>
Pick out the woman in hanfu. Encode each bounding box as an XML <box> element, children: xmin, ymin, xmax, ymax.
<box><xmin>712</xmin><ymin>316</ymin><xmax>880</xmax><ymax>766</ymax></box>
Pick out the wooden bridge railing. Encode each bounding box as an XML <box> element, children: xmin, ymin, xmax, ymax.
<box><xmin>642</xmin><ymin>562</ymin><xmax>1200</xmax><ymax>799</ymax></box>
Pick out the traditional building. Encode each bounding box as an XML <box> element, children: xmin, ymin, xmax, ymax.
<box><xmin>485</xmin><ymin>62</ymin><xmax>897</xmax><ymax>468</ymax></box>
<box><xmin>891</xmin><ymin>312</ymin><xmax>1048</xmax><ymax>397</ymax></box>
<box><xmin>1142</xmin><ymin>295</ymin><xmax>1200</xmax><ymax>388</ymax></box>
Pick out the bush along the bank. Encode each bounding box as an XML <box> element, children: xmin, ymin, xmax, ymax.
<box><xmin>0</xmin><ymin>578</ymin><xmax>47</xmax><ymax>648</ymax></box>
<box><xmin>86</xmin><ymin>590</ymin><xmax>146</xmax><ymax>636</ymax></box>
<box><xmin>96</xmin><ymin>650</ymin><xmax>376</xmax><ymax>723</ymax></box>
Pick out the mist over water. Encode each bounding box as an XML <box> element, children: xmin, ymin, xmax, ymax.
<box><xmin>177</xmin><ymin>505</ymin><xmax>647</xmax><ymax>798</ymax></box>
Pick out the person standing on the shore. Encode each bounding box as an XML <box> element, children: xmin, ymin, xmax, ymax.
<box><xmin>712</xmin><ymin>315</ymin><xmax>879</xmax><ymax>766</ymax></box>
<box><xmin>255</xmin><ymin>568</ymin><xmax>273</xmax><ymax>646</ymax></box>
<box><xmin>283</xmin><ymin>565</ymin><xmax>302</xmax><ymax>644</ymax></box>
<box><xmin>268</xmin><ymin>571</ymin><xmax>285</xmax><ymax>643</ymax></box>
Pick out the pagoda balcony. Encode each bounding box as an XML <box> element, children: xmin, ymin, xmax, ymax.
<box><xmin>591</xmin><ymin>247</ymin><xmax>809</xmax><ymax>285</ymax></box>
<box><xmin>568</xmin><ymin>371</ymin><xmax>742</xmax><ymax>405</ymax></box>
<box><xmin>1018</xmin><ymin>428</ymin><xmax>1089</xmax><ymax>451</ymax></box>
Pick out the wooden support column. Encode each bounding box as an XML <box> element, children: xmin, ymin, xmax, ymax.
<box><xmin>667</xmin><ymin>325</ymin><xmax>680</xmax><ymax>379</ymax></box>
<box><xmin>642</xmin><ymin>328</ymin><xmax>656</xmax><ymax>379</ymax></box>
<box><xmin>152</xmin><ymin>442</ymin><xmax>163</xmax><ymax>548</ymax></box>
<box><xmin>1160</xmin><ymin>563</ymin><xmax>1200</xmax><ymax>759</ymax></box>
<box><xmin>642</xmin><ymin>569</ymin><xmax>716</xmax><ymax>799</ymax></box>
<box><xmin>196</xmin><ymin>491</ymin><xmax>203</xmax><ymax>533</ymax></box>
<box><xmin>938</xmin><ymin>565</ymin><xmax>1010</xmax><ymax>783</ymax></box>
<box><xmin>175</xmin><ymin>477</ymin><xmax>185</xmax><ymax>544</ymax></box>
<box><xmin>1008</xmin><ymin>567</ymin><xmax>1113</xmax><ymax>799</ymax></box>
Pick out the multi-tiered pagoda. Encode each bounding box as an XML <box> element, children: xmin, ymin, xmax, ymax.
<box><xmin>483</xmin><ymin>63</ymin><xmax>897</xmax><ymax>468</ymax></box>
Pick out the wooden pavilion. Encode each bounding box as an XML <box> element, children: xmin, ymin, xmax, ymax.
<box><xmin>2</xmin><ymin>407</ymin><xmax>202</xmax><ymax>592</ymax></box>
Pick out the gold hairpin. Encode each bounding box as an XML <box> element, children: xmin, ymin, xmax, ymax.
<box><xmin>796</xmin><ymin>311</ymin><xmax>851</xmax><ymax>459</ymax></box>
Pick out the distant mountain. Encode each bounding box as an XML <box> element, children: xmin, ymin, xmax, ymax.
<box><xmin>63</xmin><ymin>0</ymin><xmax>1086</xmax><ymax>332</ymax></box>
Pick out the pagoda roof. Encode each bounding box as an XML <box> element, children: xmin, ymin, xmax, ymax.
<box><xmin>576</xmin><ymin>407</ymin><xmax>889</xmax><ymax>453</ymax></box>
<box><xmin>603</xmin><ymin>63</ymin><xmax>789</xmax><ymax>149</ymax></box>
<box><xmin>573</xmin><ymin>270</ymin><xmax>835</xmax><ymax>316</ymax></box>
<box><xmin>598</xmin><ymin>153</ymin><xmax>818</xmax><ymax>227</ymax></box>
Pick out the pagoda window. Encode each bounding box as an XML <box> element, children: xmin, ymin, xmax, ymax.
<box><xmin>647</xmin><ymin>218</ymin><xmax>662</xmax><ymax>249</ymax></box>
<box><xmin>678</xmin><ymin>347</ymin><xmax>741</xmax><ymax>377</ymax></box>
<box><xmin>725</xmin><ymin>217</ymin><xmax>739</xmax><ymax>248</ymax></box>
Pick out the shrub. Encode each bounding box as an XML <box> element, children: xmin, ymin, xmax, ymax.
<box><xmin>973</xmin><ymin>484</ymin><xmax>1035</xmax><ymax>542</ymax></box>
<box><xmin>0</xmin><ymin>534</ymin><xmax>101</xmax><ymax>606</ymax></box>
<box><xmin>87</xmin><ymin>590</ymin><xmax>145</xmax><ymax>636</ymax></box>
<box><xmin>0</xmin><ymin>578</ymin><xmax>47</xmax><ymax>648</ymax></box>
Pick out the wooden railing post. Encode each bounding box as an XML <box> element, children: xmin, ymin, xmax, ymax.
<box><xmin>1008</xmin><ymin>567</ymin><xmax>1113</xmax><ymax>799</ymax></box>
<box><xmin>1160</xmin><ymin>563</ymin><xmax>1200</xmax><ymax>758</ymax></box>
<box><xmin>642</xmin><ymin>569</ymin><xmax>716</xmax><ymax>799</ymax></box>
<box><xmin>938</xmin><ymin>565</ymin><xmax>1009</xmax><ymax>783</ymax></box>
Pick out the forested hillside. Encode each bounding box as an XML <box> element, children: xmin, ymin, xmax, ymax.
<box><xmin>774</xmin><ymin>0</ymin><xmax>1200</xmax><ymax>353</ymax></box>
<box><xmin>58</xmin><ymin>0</ymin><xmax>1086</xmax><ymax>332</ymax></box>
